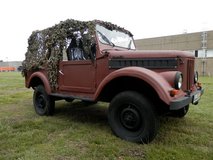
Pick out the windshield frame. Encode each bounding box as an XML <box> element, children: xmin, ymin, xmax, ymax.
<box><xmin>96</xmin><ymin>24</ymin><xmax>135</xmax><ymax>50</ymax></box>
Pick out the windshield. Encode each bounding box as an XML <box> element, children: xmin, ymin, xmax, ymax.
<box><xmin>96</xmin><ymin>24</ymin><xmax>135</xmax><ymax>50</ymax></box>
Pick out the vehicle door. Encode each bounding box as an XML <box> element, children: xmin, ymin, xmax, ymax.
<box><xmin>58</xmin><ymin>59</ymin><xmax>96</xmax><ymax>93</ymax></box>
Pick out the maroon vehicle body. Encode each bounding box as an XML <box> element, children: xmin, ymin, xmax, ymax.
<box><xmin>23</xmin><ymin>20</ymin><xmax>204</xmax><ymax>143</ymax></box>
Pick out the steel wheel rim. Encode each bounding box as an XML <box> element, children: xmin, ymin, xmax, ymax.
<box><xmin>36</xmin><ymin>94</ymin><xmax>46</xmax><ymax>110</ymax></box>
<box><xmin>120</xmin><ymin>105</ymin><xmax>141</xmax><ymax>131</ymax></box>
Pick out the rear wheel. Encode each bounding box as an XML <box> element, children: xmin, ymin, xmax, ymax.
<box><xmin>108</xmin><ymin>91</ymin><xmax>159</xmax><ymax>144</ymax></box>
<box><xmin>33</xmin><ymin>85</ymin><xmax>55</xmax><ymax>116</ymax></box>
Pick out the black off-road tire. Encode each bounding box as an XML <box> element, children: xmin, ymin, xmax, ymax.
<box><xmin>170</xmin><ymin>105</ymin><xmax>189</xmax><ymax>118</ymax></box>
<box><xmin>108</xmin><ymin>91</ymin><xmax>159</xmax><ymax>144</ymax></box>
<box><xmin>33</xmin><ymin>85</ymin><xmax>55</xmax><ymax>116</ymax></box>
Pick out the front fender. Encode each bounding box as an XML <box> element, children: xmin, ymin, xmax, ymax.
<box><xmin>94</xmin><ymin>67</ymin><xmax>174</xmax><ymax>105</ymax></box>
<box><xmin>27</xmin><ymin>71</ymin><xmax>52</xmax><ymax>94</ymax></box>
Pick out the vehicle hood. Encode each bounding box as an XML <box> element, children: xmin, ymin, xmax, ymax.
<box><xmin>108</xmin><ymin>50</ymin><xmax>194</xmax><ymax>59</ymax></box>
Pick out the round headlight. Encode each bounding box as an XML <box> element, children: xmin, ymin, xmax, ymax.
<box><xmin>174</xmin><ymin>72</ymin><xmax>183</xmax><ymax>90</ymax></box>
<box><xmin>194</xmin><ymin>71</ymin><xmax>198</xmax><ymax>83</ymax></box>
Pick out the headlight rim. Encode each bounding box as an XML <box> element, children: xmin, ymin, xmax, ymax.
<box><xmin>174</xmin><ymin>72</ymin><xmax>183</xmax><ymax>90</ymax></box>
<box><xmin>194</xmin><ymin>71</ymin><xmax>198</xmax><ymax>83</ymax></box>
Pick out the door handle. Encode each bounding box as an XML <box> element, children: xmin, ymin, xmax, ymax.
<box><xmin>59</xmin><ymin>70</ymin><xmax>64</xmax><ymax>75</ymax></box>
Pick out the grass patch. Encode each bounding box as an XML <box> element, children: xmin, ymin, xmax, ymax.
<box><xmin>0</xmin><ymin>72</ymin><xmax>212</xmax><ymax>159</ymax></box>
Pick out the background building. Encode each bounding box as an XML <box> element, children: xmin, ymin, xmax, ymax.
<box><xmin>0</xmin><ymin>61</ymin><xmax>22</xmax><ymax>72</ymax></box>
<box><xmin>135</xmin><ymin>30</ymin><xmax>213</xmax><ymax>57</ymax></box>
<box><xmin>135</xmin><ymin>30</ymin><xmax>213</xmax><ymax>76</ymax></box>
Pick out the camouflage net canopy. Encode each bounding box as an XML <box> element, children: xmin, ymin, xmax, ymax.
<box><xmin>22</xmin><ymin>19</ymin><xmax>133</xmax><ymax>91</ymax></box>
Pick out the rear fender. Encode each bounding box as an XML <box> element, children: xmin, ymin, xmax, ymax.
<box><xmin>95</xmin><ymin>67</ymin><xmax>173</xmax><ymax>105</ymax></box>
<box><xmin>27</xmin><ymin>72</ymin><xmax>51</xmax><ymax>94</ymax></box>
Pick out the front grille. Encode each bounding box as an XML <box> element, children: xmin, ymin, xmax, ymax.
<box><xmin>109</xmin><ymin>58</ymin><xmax>178</xmax><ymax>69</ymax></box>
<box><xmin>187</xmin><ymin>59</ymin><xmax>194</xmax><ymax>90</ymax></box>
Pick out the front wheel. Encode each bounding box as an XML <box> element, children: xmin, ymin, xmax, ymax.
<box><xmin>33</xmin><ymin>85</ymin><xmax>55</xmax><ymax>116</ymax></box>
<box><xmin>108</xmin><ymin>91</ymin><xmax>159</xmax><ymax>144</ymax></box>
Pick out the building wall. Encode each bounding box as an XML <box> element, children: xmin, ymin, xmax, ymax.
<box><xmin>0</xmin><ymin>61</ymin><xmax>22</xmax><ymax>71</ymax></box>
<box><xmin>135</xmin><ymin>30</ymin><xmax>213</xmax><ymax>57</ymax></box>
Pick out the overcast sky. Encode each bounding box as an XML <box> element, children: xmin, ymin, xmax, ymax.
<box><xmin>0</xmin><ymin>0</ymin><xmax>212</xmax><ymax>61</ymax></box>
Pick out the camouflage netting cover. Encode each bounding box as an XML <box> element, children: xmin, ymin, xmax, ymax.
<box><xmin>22</xmin><ymin>19</ymin><xmax>133</xmax><ymax>91</ymax></box>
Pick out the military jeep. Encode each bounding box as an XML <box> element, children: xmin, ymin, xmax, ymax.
<box><xmin>22</xmin><ymin>19</ymin><xmax>204</xmax><ymax>143</ymax></box>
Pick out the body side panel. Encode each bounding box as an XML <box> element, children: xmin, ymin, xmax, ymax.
<box><xmin>94</xmin><ymin>67</ymin><xmax>179</xmax><ymax>105</ymax></box>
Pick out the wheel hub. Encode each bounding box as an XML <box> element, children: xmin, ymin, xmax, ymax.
<box><xmin>37</xmin><ymin>94</ymin><xmax>46</xmax><ymax>109</ymax></box>
<box><xmin>120</xmin><ymin>107</ymin><xmax>141</xmax><ymax>131</ymax></box>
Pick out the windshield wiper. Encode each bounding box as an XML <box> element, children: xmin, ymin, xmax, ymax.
<box><xmin>97</xmin><ymin>30</ymin><xmax>115</xmax><ymax>47</ymax></box>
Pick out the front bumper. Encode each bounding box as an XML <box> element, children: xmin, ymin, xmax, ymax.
<box><xmin>170</xmin><ymin>88</ymin><xmax>204</xmax><ymax>110</ymax></box>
